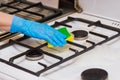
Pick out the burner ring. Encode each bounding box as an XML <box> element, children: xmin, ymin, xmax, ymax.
<box><xmin>72</xmin><ymin>30</ymin><xmax>88</xmax><ymax>40</ymax></box>
<box><xmin>81</xmin><ymin>68</ymin><xmax>108</xmax><ymax>80</ymax></box>
<box><xmin>26</xmin><ymin>49</ymin><xmax>44</xmax><ymax>61</ymax></box>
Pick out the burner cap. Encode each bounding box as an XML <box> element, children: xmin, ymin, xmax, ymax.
<box><xmin>72</xmin><ymin>30</ymin><xmax>88</xmax><ymax>40</ymax></box>
<box><xmin>81</xmin><ymin>68</ymin><xmax>108</xmax><ymax>80</ymax></box>
<box><xmin>26</xmin><ymin>49</ymin><xmax>44</xmax><ymax>61</ymax></box>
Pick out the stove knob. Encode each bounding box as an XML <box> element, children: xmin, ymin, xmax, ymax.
<box><xmin>81</xmin><ymin>68</ymin><xmax>108</xmax><ymax>80</ymax></box>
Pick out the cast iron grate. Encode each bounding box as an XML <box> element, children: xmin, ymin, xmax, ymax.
<box><xmin>0</xmin><ymin>17</ymin><xmax>120</xmax><ymax>76</ymax></box>
<box><xmin>0</xmin><ymin>0</ymin><xmax>62</xmax><ymax>22</ymax></box>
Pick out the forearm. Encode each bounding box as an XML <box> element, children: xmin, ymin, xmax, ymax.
<box><xmin>0</xmin><ymin>12</ymin><xmax>66</xmax><ymax>47</ymax></box>
<box><xmin>0</xmin><ymin>12</ymin><xmax>13</xmax><ymax>31</ymax></box>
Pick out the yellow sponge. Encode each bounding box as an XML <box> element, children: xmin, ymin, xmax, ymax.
<box><xmin>66</xmin><ymin>34</ymin><xmax>74</xmax><ymax>42</ymax></box>
<box><xmin>47</xmin><ymin>27</ymin><xmax>74</xmax><ymax>48</ymax></box>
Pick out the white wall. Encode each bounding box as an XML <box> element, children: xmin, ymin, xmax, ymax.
<box><xmin>79</xmin><ymin>0</ymin><xmax>120</xmax><ymax>21</ymax></box>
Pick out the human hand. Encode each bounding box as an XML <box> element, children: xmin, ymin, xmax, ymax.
<box><xmin>10</xmin><ymin>16</ymin><xmax>67</xmax><ymax>47</ymax></box>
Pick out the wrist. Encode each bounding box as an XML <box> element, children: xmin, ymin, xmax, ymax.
<box><xmin>0</xmin><ymin>12</ymin><xmax>12</xmax><ymax>26</ymax></box>
<box><xmin>10</xmin><ymin>16</ymin><xmax>28</xmax><ymax>33</ymax></box>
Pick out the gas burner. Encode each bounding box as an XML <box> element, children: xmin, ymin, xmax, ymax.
<box><xmin>26</xmin><ymin>49</ymin><xmax>44</xmax><ymax>61</ymax></box>
<box><xmin>72</xmin><ymin>30</ymin><xmax>88</xmax><ymax>40</ymax></box>
<box><xmin>81</xmin><ymin>68</ymin><xmax>108</xmax><ymax>80</ymax></box>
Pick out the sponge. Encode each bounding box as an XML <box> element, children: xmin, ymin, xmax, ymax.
<box><xmin>48</xmin><ymin>27</ymin><xmax>74</xmax><ymax>48</ymax></box>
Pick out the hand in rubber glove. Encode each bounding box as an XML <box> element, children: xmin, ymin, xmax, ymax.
<box><xmin>10</xmin><ymin>16</ymin><xmax>67</xmax><ymax>47</ymax></box>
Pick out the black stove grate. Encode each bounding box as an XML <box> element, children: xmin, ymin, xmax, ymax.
<box><xmin>0</xmin><ymin>1</ymin><xmax>62</xmax><ymax>22</ymax></box>
<box><xmin>0</xmin><ymin>17</ymin><xmax>120</xmax><ymax>76</ymax></box>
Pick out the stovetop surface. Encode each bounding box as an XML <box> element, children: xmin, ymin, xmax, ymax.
<box><xmin>0</xmin><ymin>12</ymin><xmax>120</xmax><ymax>80</ymax></box>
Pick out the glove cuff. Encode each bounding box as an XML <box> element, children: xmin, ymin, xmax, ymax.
<box><xmin>10</xmin><ymin>16</ymin><xmax>27</xmax><ymax>33</ymax></box>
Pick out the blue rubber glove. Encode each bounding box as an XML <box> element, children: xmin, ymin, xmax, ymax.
<box><xmin>10</xmin><ymin>16</ymin><xmax>67</xmax><ymax>47</ymax></box>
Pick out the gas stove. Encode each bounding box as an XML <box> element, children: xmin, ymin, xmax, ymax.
<box><xmin>0</xmin><ymin>0</ymin><xmax>62</xmax><ymax>22</ymax></box>
<box><xmin>0</xmin><ymin>12</ymin><xmax>120</xmax><ymax>80</ymax></box>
